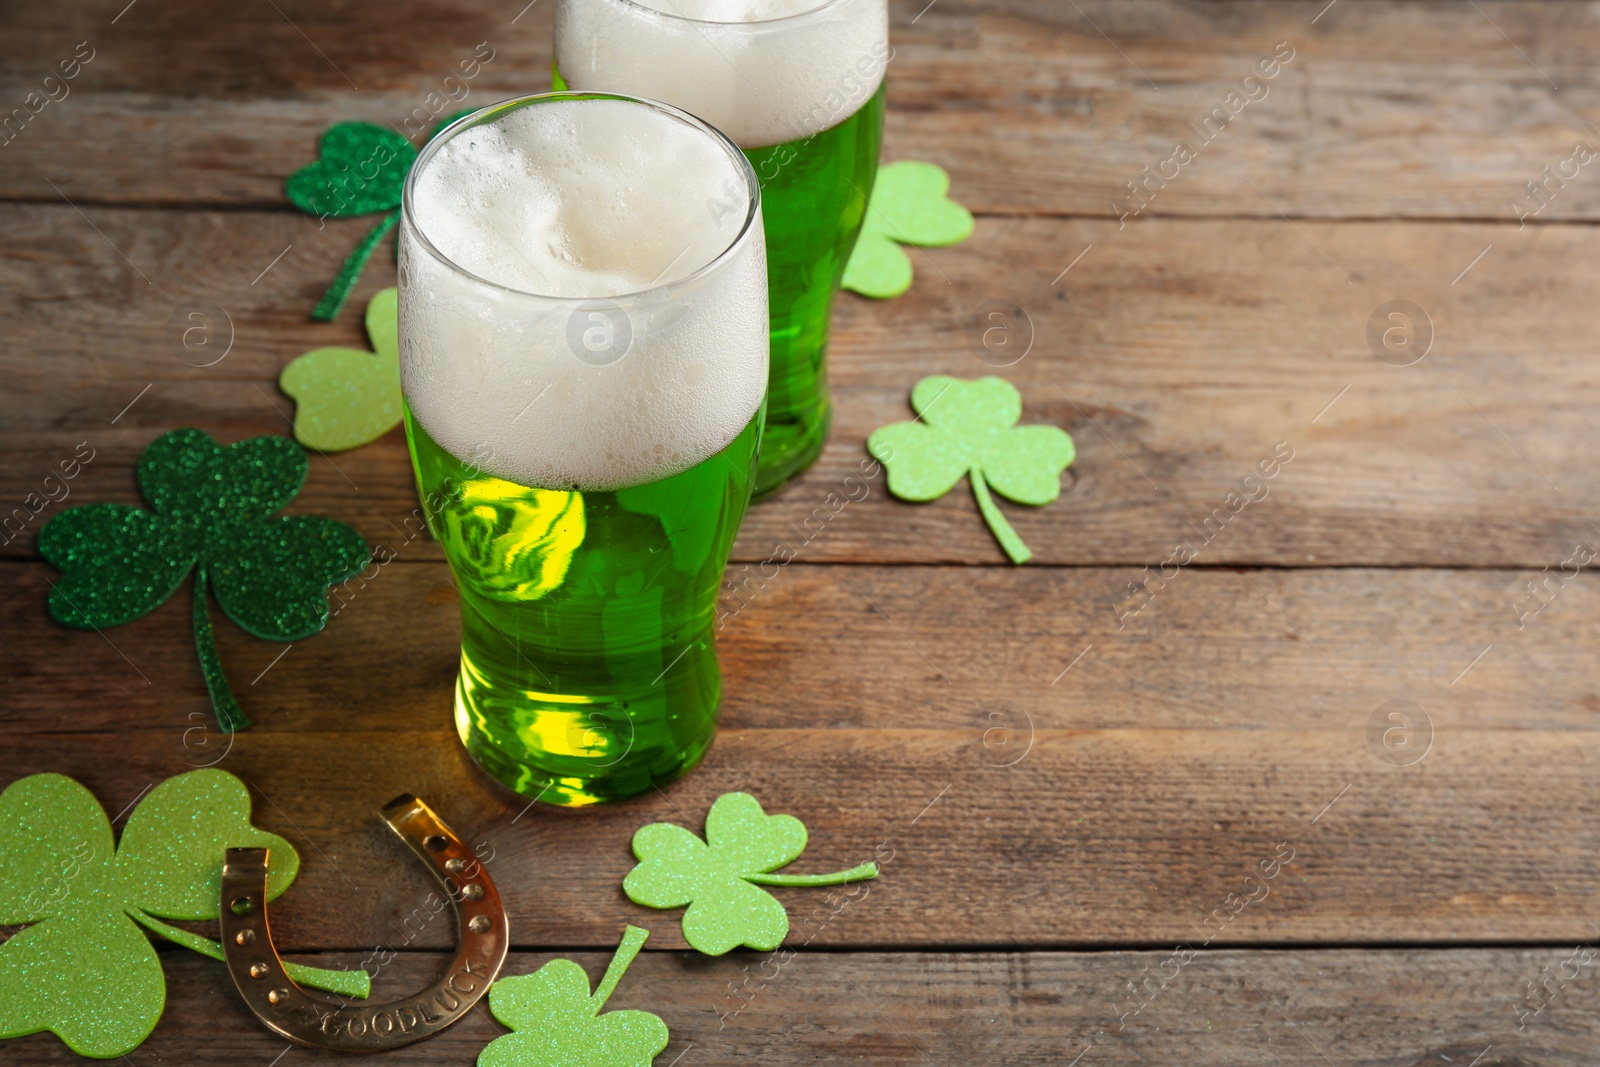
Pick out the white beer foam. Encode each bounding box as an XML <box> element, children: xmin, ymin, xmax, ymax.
<box><xmin>555</xmin><ymin>0</ymin><xmax>889</xmax><ymax>148</ymax></box>
<box><xmin>400</xmin><ymin>96</ymin><xmax>768</xmax><ymax>492</ymax></box>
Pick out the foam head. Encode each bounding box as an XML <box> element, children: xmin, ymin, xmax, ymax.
<box><xmin>399</xmin><ymin>93</ymin><xmax>768</xmax><ymax>492</ymax></box>
<box><xmin>555</xmin><ymin>0</ymin><xmax>890</xmax><ymax>148</ymax></box>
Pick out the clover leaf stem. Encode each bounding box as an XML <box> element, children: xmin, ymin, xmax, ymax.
<box><xmin>312</xmin><ymin>210</ymin><xmax>399</xmax><ymax>322</ymax></box>
<box><xmin>969</xmin><ymin>467</ymin><xmax>1033</xmax><ymax>565</ymax></box>
<box><xmin>745</xmin><ymin>861</ymin><xmax>879</xmax><ymax>887</ymax></box>
<box><xmin>591</xmin><ymin>925</ymin><xmax>650</xmax><ymax>1012</ymax></box>
<box><xmin>192</xmin><ymin>568</ymin><xmax>250</xmax><ymax>734</ymax></box>
<box><xmin>125</xmin><ymin>908</ymin><xmax>372</xmax><ymax>999</ymax></box>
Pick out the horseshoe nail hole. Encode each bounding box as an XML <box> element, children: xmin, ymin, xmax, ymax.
<box><xmin>461</xmin><ymin>883</ymin><xmax>484</xmax><ymax>901</ymax></box>
<box><xmin>445</xmin><ymin>858</ymin><xmax>466</xmax><ymax>873</ymax></box>
<box><xmin>234</xmin><ymin>929</ymin><xmax>256</xmax><ymax>946</ymax></box>
<box><xmin>230</xmin><ymin>896</ymin><xmax>255</xmax><ymax>916</ymax></box>
<box><xmin>249</xmin><ymin>962</ymin><xmax>271</xmax><ymax>980</ymax></box>
<box><xmin>424</xmin><ymin>834</ymin><xmax>449</xmax><ymax>853</ymax></box>
<box><xmin>469</xmin><ymin>915</ymin><xmax>491</xmax><ymax>933</ymax></box>
<box><xmin>268</xmin><ymin>988</ymin><xmax>289</xmax><ymax>1006</ymax></box>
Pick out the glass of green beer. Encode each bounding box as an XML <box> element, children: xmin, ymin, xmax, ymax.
<box><xmin>398</xmin><ymin>92</ymin><xmax>768</xmax><ymax>806</ymax></box>
<box><xmin>554</xmin><ymin>0</ymin><xmax>888</xmax><ymax>497</ymax></box>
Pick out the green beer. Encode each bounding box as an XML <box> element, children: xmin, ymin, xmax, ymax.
<box><xmin>405</xmin><ymin>411</ymin><xmax>760</xmax><ymax>806</ymax></box>
<box><xmin>743</xmin><ymin>83</ymin><xmax>885</xmax><ymax>493</ymax></box>
<box><xmin>399</xmin><ymin>93</ymin><xmax>768</xmax><ymax>806</ymax></box>
<box><xmin>554</xmin><ymin>0</ymin><xmax>889</xmax><ymax>496</ymax></box>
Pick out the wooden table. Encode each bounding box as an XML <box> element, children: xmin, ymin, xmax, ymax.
<box><xmin>5</xmin><ymin>1</ymin><xmax>1599</xmax><ymax>1062</ymax></box>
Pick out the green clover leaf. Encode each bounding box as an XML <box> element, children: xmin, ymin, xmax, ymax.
<box><xmin>286</xmin><ymin>122</ymin><xmax>413</xmax><ymax>323</ymax></box>
<box><xmin>623</xmin><ymin>793</ymin><xmax>876</xmax><ymax>956</ymax></box>
<box><xmin>39</xmin><ymin>429</ymin><xmax>370</xmax><ymax>731</ymax></box>
<box><xmin>480</xmin><ymin>925</ymin><xmax>667</xmax><ymax>1067</ymax></box>
<box><xmin>0</xmin><ymin>770</ymin><xmax>368</xmax><ymax>1059</ymax></box>
<box><xmin>868</xmin><ymin>376</ymin><xmax>1075</xmax><ymax>565</ymax></box>
<box><xmin>286</xmin><ymin>123</ymin><xmax>415</xmax><ymax>218</ymax></box>
<box><xmin>842</xmin><ymin>161</ymin><xmax>974</xmax><ymax>299</ymax></box>
<box><xmin>287</xmin><ymin>113</ymin><xmax>473</xmax><ymax>322</ymax></box>
<box><xmin>280</xmin><ymin>287</ymin><xmax>402</xmax><ymax>452</ymax></box>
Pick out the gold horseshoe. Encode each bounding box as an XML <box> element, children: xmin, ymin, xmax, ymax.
<box><xmin>219</xmin><ymin>794</ymin><xmax>509</xmax><ymax>1051</ymax></box>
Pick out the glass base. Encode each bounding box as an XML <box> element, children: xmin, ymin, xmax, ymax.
<box><xmin>452</xmin><ymin>645</ymin><xmax>721</xmax><ymax>808</ymax></box>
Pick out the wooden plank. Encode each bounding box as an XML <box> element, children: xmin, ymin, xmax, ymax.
<box><xmin>3</xmin><ymin>560</ymin><xmax>1594</xmax><ymax>736</ymax></box>
<box><xmin>1</xmin><ymin>946</ymin><xmax>1593</xmax><ymax>1065</ymax></box>
<box><xmin>2</xmin><ymin>556</ymin><xmax>1597</xmax><ymax>953</ymax></box>
<box><xmin>3</xmin><ymin>2</ymin><xmax>1598</xmax><ymax>218</ymax></box>
<box><xmin>2</xmin><ymin>205</ymin><xmax>1595</xmax><ymax>566</ymax></box>
<box><xmin>23</xmin><ymin>720</ymin><xmax>1599</xmax><ymax>951</ymax></box>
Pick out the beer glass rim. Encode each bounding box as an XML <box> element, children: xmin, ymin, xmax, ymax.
<box><xmin>586</xmin><ymin>0</ymin><xmax>858</xmax><ymax>28</ymax></box>
<box><xmin>401</xmin><ymin>90</ymin><xmax>761</xmax><ymax>304</ymax></box>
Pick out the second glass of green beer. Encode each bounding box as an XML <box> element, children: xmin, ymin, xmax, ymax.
<box><xmin>399</xmin><ymin>92</ymin><xmax>768</xmax><ymax>806</ymax></box>
<box><xmin>554</xmin><ymin>0</ymin><xmax>888</xmax><ymax>497</ymax></box>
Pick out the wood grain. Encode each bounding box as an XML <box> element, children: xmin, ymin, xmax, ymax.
<box><xmin>3</xmin><ymin>561</ymin><xmax>1593</xmax><ymax>736</ymax></box>
<box><xmin>3</xmin><ymin>947</ymin><xmax>1593</xmax><ymax>1066</ymax></box>
<box><xmin>5</xmin><ymin>2</ymin><xmax>1600</xmax><ymax>220</ymax></box>
<box><xmin>2</xmin><ymin>206</ymin><xmax>1594</xmax><ymax>567</ymax></box>
<box><xmin>8</xmin><ymin>555</ymin><xmax>1595</xmax><ymax>945</ymax></box>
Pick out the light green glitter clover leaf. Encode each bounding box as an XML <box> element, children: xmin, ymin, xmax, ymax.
<box><xmin>868</xmin><ymin>376</ymin><xmax>1075</xmax><ymax>565</ymax></box>
<box><xmin>280</xmin><ymin>288</ymin><xmax>401</xmax><ymax>452</ymax></box>
<box><xmin>479</xmin><ymin>926</ymin><xmax>667</xmax><ymax>1067</ymax></box>
<box><xmin>623</xmin><ymin>793</ymin><xmax>877</xmax><ymax>956</ymax></box>
<box><xmin>38</xmin><ymin>429</ymin><xmax>370</xmax><ymax>732</ymax></box>
<box><xmin>0</xmin><ymin>770</ymin><xmax>369</xmax><ymax>1059</ymax></box>
<box><xmin>842</xmin><ymin>161</ymin><xmax>974</xmax><ymax>299</ymax></box>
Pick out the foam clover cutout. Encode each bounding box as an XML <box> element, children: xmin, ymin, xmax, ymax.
<box><xmin>868</xmin><ymin>376</ymin><xmax>1074</xmax><ymax>565</ymax></box>
<box><xmin>480</xmin><ymin>925</ymin><xmax>667</xmax><ymax>1067</ymax></box>
<box><xmin>38</xmin><ymin>429</ymin><xmax>370</xmax><ymax>732</ymax></box>
<box><xmin>0</xmin><ymin>770</ymin><xmax>369</xmax><ymax>1058</ymax></box>
<box><xmin>286</xmin><ymin>112</ymin><xmax>472</xmax><ymax>322</ymax></box>
<box><xmin>842</xmin><ymin>161</ymin><xmax>974</xmax><ymax>299</ymax></box>
<box><xmin>623</xmin><ymin>793</ymin><xmax>877</xmax><ymax>956</ymax></box>
<box><xmin>280</xmin><ymin>287</ymin><xmax>401</xmax><ymax>452</ymax></box>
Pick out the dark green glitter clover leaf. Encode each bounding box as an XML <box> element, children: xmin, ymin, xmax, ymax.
<box><xmin>479</xmin><ymin>925</ymin><xmax>667</xmax><ymax>1067</ymax></box>
<box><xmin>286</xmin><ymin>122</ymin><xmax>413</xmax><ymax>323</ymax></box>
<box><xmin>280</xmin><ymin>287</ymin><xmax>401</xmax><ymax>452</ymax></box>
<box><xmin>842</xmin><ymin>161</ymin><xmax>974</xmax><ymax>299</ymax></box>
<box><xmin>0</xmin><ymin>769</ymin><xmax>369</xmax><ymax>1059</ymax></box>
<box><xmin>287</xmin><ymin>112</ymin><xmax>475</xmax><ymax>322</ymax></box>
<box><xmin>287</xmin><ymin>123</ymin><xmax>415</xmax><ymax>217</ymax></box>
<box><xmin>868</xmin><ymin>376</ymin><xmax>1075</xmax><ymax>565</ymax></box>
<box><xmin>38</xmin><ymin>429</ymin><xmax>370</xmax><ymax>732</ymax></box>
<box><xmin>623</xmin><ymin>793</ymin><xmax>877</xmax><ymax>956</ymax></box>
